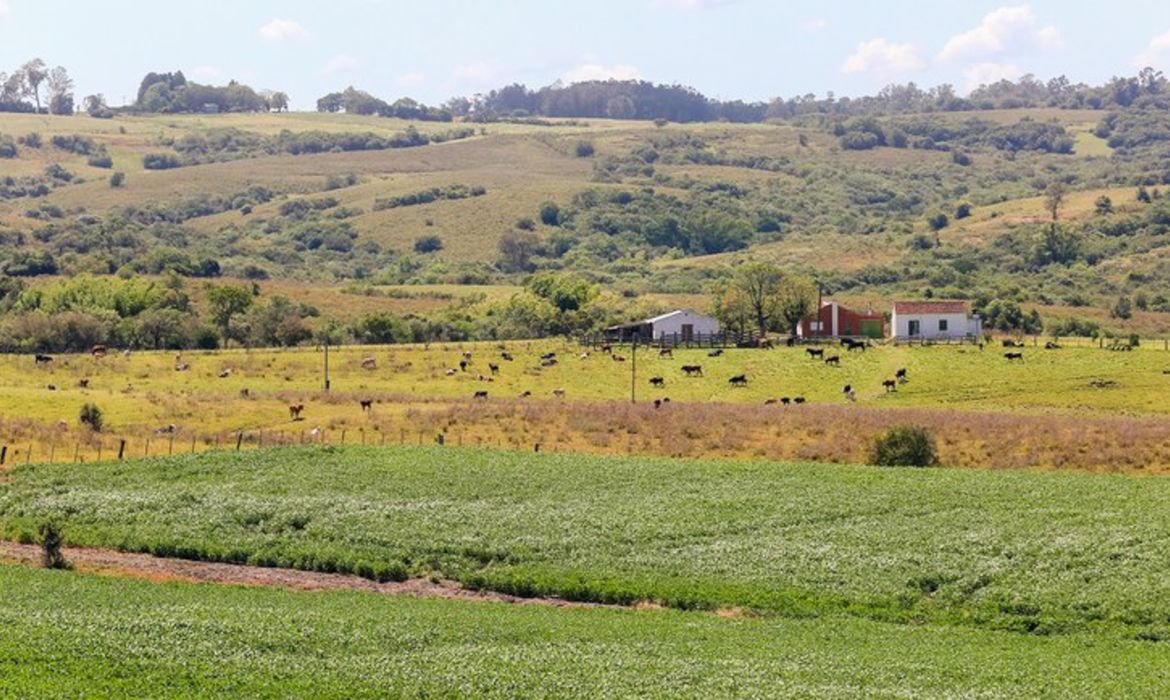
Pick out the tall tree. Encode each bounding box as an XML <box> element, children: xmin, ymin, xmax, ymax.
<box><xmin>269</xmin><ymin>91</ymin><xmax>289</xmax><ymax>112</ymax></box>
<box><xmin>726</xmin><ymin>262</ymin><xmax>782</xmax><ymax>336</ymax></box>
<box><xmin>1044</xmin><ymin>182</ymin><xmax>1067</xmax><ymax>222</ymax></box>
<box><xmin>775</xmin><ymin>276</ymin><xmax>819</xmax><ymax>336</ymax></box>
<box><xmin>46</xmin><ymin>66</ymin><xmax>74</xmax><ymax>115</ymax></box>
<box><xmin>21</xmin><ymin>59</ymin><xmax>47</xmax><ymax>112</ymax></box>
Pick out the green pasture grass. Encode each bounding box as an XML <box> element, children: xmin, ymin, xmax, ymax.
<box><xmin>3</xmin><ymin>564</ymin><xmax>1167</xmax><ymax>698</ymax></box>
<box><xmin>5</xmin><ymin>445</ymin><xmax>1170</xmax><ymax>638</ymax></box>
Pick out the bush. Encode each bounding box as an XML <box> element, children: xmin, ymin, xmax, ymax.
<box><xmin>87</xmin><ymin>153</ymin><xmax>113</xmax><ymax>169</ymax></box>
<box><xmin>414</xmin><ymin>235</ymin><xmax>444</xmax><ymax>253</ymax></box>
<box><xmin>79</xmin><ymin>403</ymin><xmax>104</xmax><ymax>432</ymax></box>
<box><xmin>955</xmin><ymin>203</ymin><xmax>972</xmax><ymax>219</ymax></box>
<box><xmin>516</xmin><ymin>217</ymin><xmax>536</xmax><ymax>231</ymax></box>
<box><xmin>870</xmin><ymin>425</ymin><xmax>938</xmax><ymax>467</ymax></box>
<box><xmin>539</xmin><ymin>201</ymin><xmax>560</xmax><ymax>226</ymax></box>
<box><xmin>143</xmin><ymin>153</ymin><xmax>182</xmax><ymax>170</ymax></box>
<box><xmin>109</xmin><ymin>171</ymin><xmax>125</xmax><ymax>188</ymax></box>
<box><xmin>38</xmin><ymin>521</ymin><xmax>69</xmax><ymax>570</ymax></box>
<box><xmin>575</xmin><ymin>140</ymin><xmax>595</xmax><ymax>157</ymax></box>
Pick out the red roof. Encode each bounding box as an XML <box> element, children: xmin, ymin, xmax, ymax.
<box><xmin>893</xmin><ymin>300</ymin><xmax>970</xmax><ymax>315</ymax></box>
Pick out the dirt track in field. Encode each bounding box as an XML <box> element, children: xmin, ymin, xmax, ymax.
<box><xmin>0</xmin><ymin>541</ymin><xmax>650</xmax><ymax>611</ymax></box>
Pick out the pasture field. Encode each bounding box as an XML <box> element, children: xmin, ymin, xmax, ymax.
<box><xmin>6</xmin><ymin>446</ymin><xmax>1170</xmax><ymax>639</ymax></box>
<box><xmin>3</xmin><ymin>565</ymin><xmax>1168</xmax><ymax>698</ymax></box>
<box><xmin>5</xmin><ymin>339</ymin><xmax>1170</xmax><ymax>470</ymax></box>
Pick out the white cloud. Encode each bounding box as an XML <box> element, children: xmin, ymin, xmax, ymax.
<box><xmin>396</xmin><ymin>72</ymin><xmax>425</xmax><ymax>87</ymax></box>
<box><xmin>841</xmin><ymin>38</ymin><xmax>924</xmax><ymax>74</ymax></box>
<box><xmin>562</xmin><ymin>63</ymin><xmax>643</xmax><ymax>83</ymax></box>
<box><xmin>801</xmin><ymin>18</ymin><xmax>828</xmax><ymax>32</ymax></box>
<box><xmin>1134</xmin><ymin>29</ymin><xmax>1170</xmax><ymax>70</ymax></box>
<box><xmin>258</xmin><ymin>18</ymin><xmax>309</xmax><ymax>43</ymax></box>
<box><xmin>453</xmin><ymin>62</ymin><xmax>497</xmax><ymax>84</ymax></box>
<box><xmin>939</xmin><ymin>5</ymin><xmax>1061</xmax><ymax>61</ymax></box>
<box><xmin>0</xmin><ymin>0</ymin><xmax>10</xmax><ymax>20</ymax></box>
<box><xmin>964</xmin><ymin>62</ymin><xmax>1024</xmax><ymax>92</ymax></box>
<box><xmin>321</xmin><ymin>54</ymin><xmax>360</xmax><ymax>75</ymax></box>
<box><xmin>189</xmin><ymin>65</ymin><xmax>221</xmax><ymax>81</ymax></box>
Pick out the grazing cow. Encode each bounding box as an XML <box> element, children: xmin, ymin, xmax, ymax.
<box><xmin>519</xmin><ymin>390</ymin><xmax>532</xmax><ymax>398</ymax></box>
<box><xmin>611</xmin><ymin>355</ymin><xmax>625</xmax><ymax>363</ymax></box>
<box><xmin>1004</xmin><ymin>352</ymin><xmax>1024</xmax><ymax>362</ymax></box>
<box><xmin>764</xmin><ymin>398</ymin><xmax>778</xmax><ymax>406</ymax></box>
<box><xmin>806</xmin><ymin>348</ymin><xmax>824</xmax><ymax>359</ymax></box>
<box><xmin>659</xmin><ymin>348</ymin><xmax>673</xmax><ymax>358</ymax></box>
<box><xmin>780</xmin><ymin>397</ymin><xmax>791</xmax><ymax>405</ymax></box>
<box><xmin>1045</xmin><ymin>341</ymin><xmax>1061</xmax><ymax>350</ymax></box>
<box><xmin>477</xmin><ymin>374</ymin><xmax>494</xmax><ymax>383</ymax></box>
<box><xmin>843</xmin><ymin>384</ymin><xmax>856</xmax><ymax>401</ymax></box>
<box><xmin>793</xmin><ymin>397</ymin><xmax>806</xmax><ymax>404</ymax></box>
<box><xmin>846</xmin><ymin>339</ymin><xmax>867</xmax><ymax>352</ymax></box>
<box><xmin>46</xmin><ymin>384</ymin><xmax>57</xmax><ymax>391</ymax></box>
<box><xmin>361</xmin><ymin>356</ymin><xmax>377</xmax><ymax>370</ymax></box>
<box><xmin>553</xmin><ymin>388</ymin><xmax>566</xmax><ymax>398</ymax></box>
<box><xmin>359</xmin><ymin>399</ymin><xmax>373</xmax><ymax>412</ymax></box>
<box><xmin>824</xmin><ymin>355</ymin><xmax>840</xmax><ymax>366</ymax></box>
<box><xmin>239</xmin><ymin>388</ymin><xmax>250</xmax><ymax>398</ymax></box>
<box><xmin>708</xmin><ymin>349</ymin><xmax>724</xmax><ymax>357</ymax></box>
<box><xmin>473</xmin><ymin>391</ymin><xmax>489</xmax><ymax>400</ymax></box>
<box><xmin>78</xmin><ymin>378</ymin><xmax>89</xmax><ymax>389</ymax></box>
<box><xmin>501</xmin><ymin>352</ymin><xmax>514</xmax><ymax>362</ymax></box>
<box><xmin>681</xmin><ymin>364</ymin><xmax>703</xmax><ymax>377</ymax></box>
<box><xmin>489</xmin><ymin>363</ymin><xmax>500</xmax><ymax>375</ymax></box>
<box><xmin>90</xmin><ymin>345</ymin><xmax>107</xmax><ymax>358</ymax></box>
<box><xmin>35</xmin><ymin>354</ymin><xmax>53</xmax><ymax>365</ymax></box>
<box><xmin>541</xmin><ymin>352</ymin><xmax>557</xmax><ymax>361</ymax></box>
<box><xmin>218</xmin><ymin>369</ymin><xmax>232</xmax><ymax>378</ymax></box>
<box><xmin>156</xmin><ymin>424</ymin><xmax>177</xmax><ymax>435</ymax></box>
<box><xmin>462</xmin><ymin>351</ymin><xmax>473</xmax><ymax>361</ymax></box>
<box><xmin>600</xmin><ymin>344</ymin><xmax>612</xmax><ymax>354</ymax></box>
<box><xmin>1003</xmin><ymin>339</ymin><xmax>1022</xmax><ymax>348</ymax></box>
<box><xmin>895</xmin><ymin>368</ymin><xmax>908</xmax><ymax>383</ymax></box>
<box><xmin>460</xmin><ymin>359</ymin><xmax>469</xmax><ymax>372</ymax></box>
<box><xmin>882</xmin><ymin>379</ymin><xmax>897</xmax><ymax>392</ymax></box>
<box><xmin>289</xmin><ymin>404</ymin><xmax>305</xmax><ymax>420</ymax></box>
<box><xmin>542</xmin><ymin>358</ymin><xmax>559</xmax><ymax>367</ymax></box>
<box><xmin>649</xmin><ymin>376</ymin><xmax>665</xmax><ymax>387</ymax></box>
<box><xmin>654</xmin><ymin>398</ymin><xmax>665</xmax><ymax>409</ymax></box>
<box><xmin>729</xmin><ymin>374</ymin><xmax>748</xmax><ymax>387</ymax></box>
<box><xmin>445</xmin><ymin>368</ymin><xmax>457</xmax><ymax>376</ymax></box>
<box><xmin>579</xmin><ymin>352</ymin><xmax>590</xmax><ymax>360</ymax></box>
<box><xmin>175</xmin><ymin>362</ymin><xmax>190</xmax><ymax>372</ymax></box>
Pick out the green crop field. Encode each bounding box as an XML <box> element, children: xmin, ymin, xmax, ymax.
<box><xmin>5</xmin><ymin>446</ymin><xmax>1170</xmax><ymax>639</ymax></box>
<box><xmin>4</xmin><ymin>564</ymin><xmax>1168</xmax><ymax>698</ymax></box>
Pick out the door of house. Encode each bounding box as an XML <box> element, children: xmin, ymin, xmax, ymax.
<box><xmin>908</xmin><ymin>319</ymin><xmax>921</xmax><ymax>336</ymax></box>
<box><xmin>681</xmin><ymin>324</ymin><xmax>694</xmax><ymax>342</ymax></box>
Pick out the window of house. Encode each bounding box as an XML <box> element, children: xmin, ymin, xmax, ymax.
<box><xmin>938</xmin><ymin>319</ymin><xmax>948</xmax><ymax>333</ymax></box>
<box><xmin>908</xmin><ymin>319</ymin><xmax>921</xmax><ymax>336</ymax></box>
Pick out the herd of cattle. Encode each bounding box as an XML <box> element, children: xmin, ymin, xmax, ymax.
<box><xmin>25</xmin><ymin>337</ymin><xmax>1049</xmax><ymax>428</ymax></box>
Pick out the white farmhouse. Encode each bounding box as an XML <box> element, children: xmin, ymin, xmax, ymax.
<box><xmin>606</xmin><ymin>309</ymin><xmax>720</xmax><ymax>343</ymax></box>
<box><xmin>890</xmin><ymin>301</ymin><xmax>982</xmax><ymax>340</ymax></box>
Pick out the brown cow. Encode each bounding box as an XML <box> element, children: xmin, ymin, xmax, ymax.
<box><xmin>90</xmin><ymin>345</ymin><xmax>108</xmax><ymax>358</ymax></box>
<box><xmin>289</xmin><ymin>404</ymin><xmax>305</xmax><ymax>420</ymax></box>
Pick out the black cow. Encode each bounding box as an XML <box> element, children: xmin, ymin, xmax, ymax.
<box><xmin>35</xmin><ymin>354</ymin><xmax>53</xmax><ymax>365</ymax></box>
<box><xmin>473</xmin><ymin>390</ymin><xmax>489</xmax><ymax>400</ymax></box>
<box><xmin>882</xmin><ymin>379</ymin><xmax>897</xmax><ymax>392</ymax></box>
<box><xmin>824</xmin><ymin>355</ymin><xmax>840</xmax><ymax>366</ymax></box>
<box><xmin>708</xmin><ymin>349</ymin><xmax>724</xmax><ymax>357</ymax></box>
<box><xmin>895</xmin><ymin>368</ymin><xmax>908</xmax><ymax>383</ymax></box>
<box><xmin>806</xmin><ymin>348</ymin><xmax>824</xmax><ymax>359</ymax></box>
<box><xmin>682</xmin><ymin>365</ymin><xmax>703</xmax><ymax>377</ymax></box>
<box><xmin>1004</xmin><ymin>352</ymin><xmax>1024</xmax><ymax>361</ymax></box>
<box><xmin>728</xmin><ymin>374</ymin><xmax>748</xmax><ymax>386</ymax></box>
<box><xmin>488</xmin><ymin>363</ymin><xmax>500</xmax><ymax>375</ymax></box>
<box><xmin>649</xmin><ymin>376</ymin><xmax>665</xmax><ymax>387</ymax></box>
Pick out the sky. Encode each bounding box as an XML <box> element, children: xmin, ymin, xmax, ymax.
<box><xmin>1</xmin><ymin>0</ymin><xmax>1170</xmax><ymax>110</ymax></box>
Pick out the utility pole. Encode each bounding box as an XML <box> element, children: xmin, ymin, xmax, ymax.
<box><xmin>323</xmin><ymin>336</ymin><xmax>331</xmax><ymax>392</ymax></box>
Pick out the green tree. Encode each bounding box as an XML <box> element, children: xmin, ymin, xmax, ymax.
<box><xmin>414</xmin><ymin>235</ymin><xmax>443</xmax><ymax>253</ymax></box>
<box><xmin>497</xmin><ymin>230</ymin><xmax>544</xmax><ymax>273</ymax></box>
<box><xmin>528</xmin><ymin>272</ymin><xmax>597</xmax><ymax>312</ymax></box>
<box><xmin>1044</xmin><ymin>182</ymin><xmax>1067</xmax><ymax>221</ymax></box>
<box><xmin>539</xmin><ymin>201</ymin><xmax>561</xmax><ymax>226</ymax></box>
<box><xmin>21</xmin><ymin>59</ymin><xmax>47</xmax><ymax>112</ymax></box>
<box><xmin>206</xmin><ymin>284</ymin><xmax>253</xmax><ymax>342</ymax></box>
<box><xmin>776</xmin><ymin>275</ymin><xmax>819</xmax><ymax>336</ymax></box>
<box><xmin>269</xmin><ymin>91</ymin><xmax>290</xmax><ymax>112</ymax></box>
<box><xmin>723</xmin><ymin>262</ymin><xmax>782</xmax><ymax>335</ymax></box>
<box><xmin>1111</xmin><ymin>295</ymin><xmax>1133</xmax><ymax>320</ymax></box>
<box><xmin>1094</xmin><ymin>195</ymin><xmax>1113</xmax><ymax>215</ymax></box>
<box><xmin>870</xmin><ymin>425</ymin><xmax>938</xmax><ymax>467</ymax></box>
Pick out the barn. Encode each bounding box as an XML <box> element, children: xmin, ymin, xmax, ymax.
<box><xmin>797</xmin><ymin>301</ymin><xmax>885</xmax><ymax>339</ymax></box>
<box><xmin>606</xmin><ymin>309</ymin><xmax>720</xmax><ymax>343</ymax></box>
<box><xmin>890</xmin><ymin>300</ymin><xmax>982</xmax><ymax>340</ymax></box>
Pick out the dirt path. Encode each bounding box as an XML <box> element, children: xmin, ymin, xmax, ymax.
<box><xmin>0</xmin><ymin>541</ymin><xmax>644</xmax><ymax>611</ymax></box>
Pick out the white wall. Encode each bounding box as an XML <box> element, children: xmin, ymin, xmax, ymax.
<box><xmin>652</xmin><ymin>311</ymin><xmax>721</xmax><ymax>339</ymax></box>
<box><xmin>891</xmin><ymin>312</ymin><xmax>979</xmax><ymax>339</ymax></box>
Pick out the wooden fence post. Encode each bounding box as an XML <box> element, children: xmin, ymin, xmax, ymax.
<box><xmin>117</xmin><ymin>440</ymin><xmax>125</xmax><ymax>460</ymax></box>
<box><xmin>0</xmin><ymin>445</ymin><xmax>6</xmax><ymax>465</ymax></box>
<box><xmin>235</xmin><ymin>432</ymin><xmax>243</xmax><ymax>451</ymax></box>
<box><xmin>73</xmin><ymin>443</ymin><xmax>80</xmax><ymax>463</ymax></box>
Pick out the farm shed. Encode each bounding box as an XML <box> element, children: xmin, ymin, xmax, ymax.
<box><xmin>797</xmin><ymin>301</ymin><xmax>885</xmax><ymax>339</ymax></box>
<box><xmin>890</xmin><ymin>301</ymin><xmax>982</xmax><ymax>340</ymax></box>
<box><xmin>606</xmin><ymin>309</ymin><xmax>720</xmax><ymax>343</ymax></box>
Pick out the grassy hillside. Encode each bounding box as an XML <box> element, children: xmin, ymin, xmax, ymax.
<box><xmin>3</xmin><ymin>564</ymin><xmax>1167</xmax><ymax>698</ymax></box>
<box><xmin>6</xmin><ymin>446</ymin><xmax>1170</xmax><ymax>639</ymax></box>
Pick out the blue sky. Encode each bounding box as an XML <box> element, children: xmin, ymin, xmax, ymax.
<box><xmin>1</xmin><ymin>0</ymin><xmax>1169</xmax><ymax>109</ymax></box>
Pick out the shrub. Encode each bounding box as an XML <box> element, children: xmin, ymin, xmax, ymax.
<box><xmin>928</xmin><ymin>213</ymin><xmax>949</xmax><ymax>231</ymax></box>
<box><xmin>955</xmin><ymin>203</ymin><xmax>972</xmax><ymax>219</ymax></box>
<box><xmin>414</xmin><ymin>235</ymin><xmax>443</xmax><ymax>253</ymax></box>
<box><xmin>109</xmin><ymin>171</ymin><xmax>125</xmax><ymax>188</ymax></box>
<box><xmin>516</xmin><ymin>217</ymin><xmax>536</xmax><ymax>231</ymax></box>
<box><xmin>87</xmin><ymin>153</ymin><xmax>113</xmax><ymax>169</ymax></box>
<box><xmin>143</xmin><ymin>153</ymin><xmax>182</xmax><ymax>170</ymax></box>
<box><xmin>575</xmin><ymin>140</ymin><xmax>595</xmax><ymax>157</ymax></box>
<box><xmin>539</xmin><ymin>201</ymin><xmax>561</xmax><ymax>226</ymax></box>
<box><xmin>0</xmin><ymin>135</ymin><xmax>17</xmax><ymax>158</ymax></box>
<box><xmin>870</xmin><ymin>425</ymin><xmax>938</xmax><ymax>467</ymax></box>
<box><xmin>79</xmin><ymin>403</ymin><xmax>104</xmax><ymax>432</ymax></box>
<box><xmin>38</xmin><ymin>521</ymin><xmax>69</xmax><ymax>570</ymax></box>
